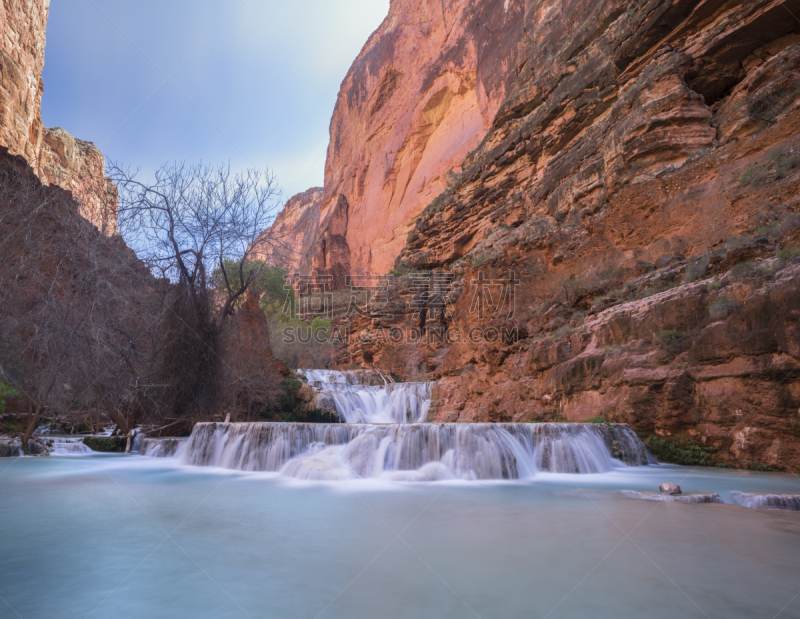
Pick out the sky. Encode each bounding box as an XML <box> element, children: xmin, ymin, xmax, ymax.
<box><xmin>42</xmin><ymin>0</ymin><xmax>390</xmax><ymax>200</ymax></box>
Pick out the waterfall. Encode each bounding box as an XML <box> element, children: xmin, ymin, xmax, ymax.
<box><xmin>298</xmin><ymin>369</ymin><xmax>433</xmax><ymax>424</ymax></box>
<box><xmin>43</xmin><ymin>437</ymin><xmax>93</xmax><ymax>456</ymax></box>
<box><xmin>730</xmin><ymin>492</ymin><xmax>800</xmax><ymax>511</ymax></box>
<box><xmin>146</xmin><ymin>422</ymin><xmax>650</xmax><ymax>480</ymax></box>
<box><xmin>140</xmin><ymin>438</ymin><xmax>186</xmax><ymax>459</ymax></box>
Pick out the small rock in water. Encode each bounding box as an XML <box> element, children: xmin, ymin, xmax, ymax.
<box><xmin>27</xmin><ymin>438</ymin><xmax>49</xmax><ymax>456</ymax></box>
<box><xmin>660</xmin><ymin>483</ymin><xmax>682</xmax><ymax>495</ymax></box>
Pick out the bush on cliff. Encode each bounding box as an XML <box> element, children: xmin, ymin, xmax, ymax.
<box><xmin>709</xmin><ymin>296</ymin><xmax>739</xmax><ymax>320</ymax></box>
<box><xmin>657</xmin><ymin>330</ymin><xmax>689</xmax><ymax>356</ymax></box>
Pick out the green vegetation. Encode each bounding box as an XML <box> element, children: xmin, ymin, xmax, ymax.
<box><xmin>777</xmin><ymin>247</ymin><xmax>800</xmax><ymax>260</ymax></box>
<box><xmin>0</xmin><ymin>382</ymin><xmax>19</xmax><ymax>415</ymax></box>
<box><xmin>738</xmin><ymin>144</ymin><xmax>800</xmax><ymax>185</ymax></box>
<box><xmin>657</xmin><ymin>329</ymin><xmax>688</xmax><ymax>356</ymax></box>
<box><xmin>83</xmin><ymin>437</ymin><xmax>127</xmax><ymax>453</ymax></box>
<box><xmin>724</xmin><ymin>236</ymin><xmax>750</xmax><ymax>249</ymax></box>
<box><xmin>740</xmin><ymin>164</ymin><xmax>770</xmax><ymax>186</ymax></box>
<box><xmin>730</xmin><ymin>261</ymin><xmax>756</xmax><ymax>281</ymax></box>
<box><xmin>683</xmin><ymin>257</ymin><xmax>709</xmax><ymax>283</ymax></box>
<box><xmin>640</xmin><ymin>434</ymin><xmax>720</xmax><ymax>467</ymax></box>
<box><xmin>635</xmin><ymin>287</ymin><xmax>660</xmax><ymax>300</ymax></box>
<box><xmin>267</xmin><ymin>378</ymin><xmax>303</xmax><ymax>422</ymax></box>
<box><xmin>72</xmin><ymin>421</ymin><xmax>92</xmax><ymax>434</ymax></box>
<box><xmin>747</xmin><ymin>462</ymin><xmax>773</xmax><ymax>472</ymax></box>
<box><xmin>708</xmin><ymin>295</ymin><xmax>738</xmax><ymax>321</ymax></box>
<box><xmin>310</xmin><ymin>317</ymin><xmax>331</xmax><ymax>332</ymax></box>
<box><xmin>707</xmin><ymin>279</ymin><xmax>722</xmax><ymax>291</ymax></box>
<box><xmin>768</xmin><ymin>144</ymin><xmax>800</xmax><ymax>180</ymax></box>
<box><xmin>756</xmin><ymin>260</ymin><xmax>782</xmax><ymax>278</ymax></box>
<box><xmin>212</xmin><ymin>258</ymin><xmax>295</xmax><ymax>324</ymax></box>
<box><xmin>261</xmin><ymin>378</ymin><xmax>337</xmax><ymax>423</ymax></box>
<box><xmin>548</xmin><ymin>325</ymin><xmax>575</xmax><ymax>341</ymax></box>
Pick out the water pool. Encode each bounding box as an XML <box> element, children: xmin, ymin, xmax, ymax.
<box><xmin>1</xmin><ymin>455</ymin><xmax>798</xmax><ymax>619</ymax></box>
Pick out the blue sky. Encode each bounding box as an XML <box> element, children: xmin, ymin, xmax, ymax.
<box><xmin>42</xmin><ymin>0</ymin><xmax>389</xmax><ymax>199</ymax></box>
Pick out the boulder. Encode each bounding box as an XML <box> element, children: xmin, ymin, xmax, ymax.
<box><xmin>660</xmin><ymin>483</ymin><xmax>682</xmax><ymax>495</ymax></box>
<box><xmin>0</xmin><ymin>439</ymin><xmax>21</xmax><ymax>457</ymax></box>
<box><xmin>26</xmin><ymin>438</ymin><xmax>49</xmax><ymax>455</ymax></box>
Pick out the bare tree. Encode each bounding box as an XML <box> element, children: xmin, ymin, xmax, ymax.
<box><xmin>109</xmin><ymin>162</ymin><xmax>284</xmax><ymax>427</ymax></box>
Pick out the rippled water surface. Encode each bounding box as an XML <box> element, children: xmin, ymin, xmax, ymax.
<box><xmin>1</xmin><ymin>456</ymin><xmax>799</xmax><ymax>619</ymax></box>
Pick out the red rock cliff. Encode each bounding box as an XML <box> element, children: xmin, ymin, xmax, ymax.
<box><xmin>333</xmin><ymin>0</ymin><xmax>800</xmax><ymax>470</ymax></box>
<box><xmin>261</xmin><ymin>0</ymin><xmax>525</xmax><ymax>282</ymax></box>
<box><xmin>0</xmin><ymin>0</ymin><xmax>117</xmax><ymax>233</ymax></box>
<box><xmin>0</xmin><ymin>0</ymin><xmax>48</xmax><ymax>163</ymax></box>
<box><xmin>253</xmin><ymin>187</ymin><xmax>323</xmax><ymax>274</ymax></box>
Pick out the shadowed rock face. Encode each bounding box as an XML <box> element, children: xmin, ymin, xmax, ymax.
<box><xmin>260</xmin><ymin>0</ymin><xmax>526</xmax><ymax>282</ymax></box>
<box><xmin>0</xmin><ymin>0</ymin><xmax>117</xmax><ymax>233</ymax></box>
<box><xmin>323</xmin><ymin>0</ymin><xmax>800</xmax><ymax>470</ymax></box>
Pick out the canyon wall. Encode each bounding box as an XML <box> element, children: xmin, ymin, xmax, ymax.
<box><xmin>0</xmin><ymin>0</ymin><xmax>117</xmax><ymax>233</ymax></box>
<box><xmin>0</xmin><ymin>0</ymin><xmax>48</xmax><ymax>163</ymax></box>
<box><xmin>253</xmin><ymin>187</ymin><xmax>323</xmax><ymax>274</ymax></box>
<box><xmin>260</xmin><ymin>0</ymin><xmax>526</xmax><ymax>283</ymax></box>
<box><xmin>333</xmin><ymin>0</ymin><xmax>800</xmax><ymax>470</ymax></box>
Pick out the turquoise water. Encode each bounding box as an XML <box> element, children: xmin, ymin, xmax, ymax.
<box><xmin>1</xmin><ymin>455</ymin><xmax>799</xmax><ymax>619</ymax></box>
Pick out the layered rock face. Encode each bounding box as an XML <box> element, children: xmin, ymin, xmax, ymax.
<box><xmin>0</xmin><ymin>0</ymin><xmax>117</xmax><ymax>233</ymax></box>
<box><xmin>0</xmin><ymin>0</ymin><xmax>49</xmax><ymax>163</ymax></box>
<box><xmin>253</xmin><ymin>187</ymin><xmax>323</xmax><ymax>273</ymax></box>
<box><xmin>400</xmin><ymin>0</ymin><xmax>800</xmax><ymax>268</ymax></box>
<box><xmin>261</xmin><ymin>0</ymin><xmax>525</xmax><ymax>282</ymax></box>
<box><xmin>38</xmin><ymin>127</ymin><xmax>118</xmax><ymax>234</ymax></box>
<box><xmin>335</xmin><ymin>0</ymin><xmax>800</xmax><ymax>470</ymax></box>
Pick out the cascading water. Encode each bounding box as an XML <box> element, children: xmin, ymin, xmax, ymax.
<box><xmin>140</xmin><ymin>438</ymin><xmax>186</xmax><ymax>458</ymax></box>
<box><xmin>144</xmin><ymin>422</ymin><xmax>650</xmax><ymax>480</ymax></box>
<box><xmin>41</xmin><ymin>437</ymin><xmax>93</xmax><ymax>456</ymax></box>
<box><xmin>298</xmin><ymin>369</ymin><xmax>432</xmax><ymax>424</ymax></box>
<box><xmin>141</xmin><ymin>369</ymin><xmax>650</xmax><ymax>480</ymax></box>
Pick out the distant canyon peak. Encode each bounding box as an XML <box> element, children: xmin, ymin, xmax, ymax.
<box><xmin>255</xmin><ymin>0</ymin><xmax>525</xmax><ymax>282</ymax></box>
